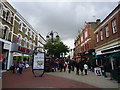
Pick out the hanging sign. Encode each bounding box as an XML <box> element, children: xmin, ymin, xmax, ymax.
<box><xmin>33</xmin><ymin>52</ymin><xmax>45</xmax><ymax>70</ymax></box>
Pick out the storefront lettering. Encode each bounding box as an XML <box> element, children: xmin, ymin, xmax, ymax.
<box><xmin>18</xmin><ymin>46</ymin><xmax>30</xmax><ymax>53</ymax></box>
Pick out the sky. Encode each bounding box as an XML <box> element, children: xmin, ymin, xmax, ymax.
<box><xmin>7</xmin><ymin>0</ymin><xmax>119</xmax><ymax>49</ymax></box>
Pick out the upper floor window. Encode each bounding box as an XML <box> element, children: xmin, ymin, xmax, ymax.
<box><xmin>0</xmin><ymin>3</ymin><xmax>3</xmax><ymax>17</ymax></box>
<box><xmin>30</xmin><ymin>31</ymin><xmax>32</xmax><ymax>38</ymax></box>
<box><xmin>96</xmin><ymin>33</ymin><xmax>99</xmax><ymax>42</ymax></box>
<box><xmin>105</xmin><ymin>25</ymin><xmax>109</xmax><ymax>38</ymax></box>
<box><xmin>24</xmin><ymin>37</ymin><xmax>27</xmax><ymax>47</ymax></box>
<box><xmin>17</xmin><ymin>34</ymin><xmax>22</xmax><ymax>45</ymax></box>
<box><xmin>100</xmin><ymin>30</ymin><xmax>103</xmax><ymax>40</ymax></box>
<box><xmin>29</xmin><ymin>40</ymin><xmax>32</xmax><ymax>49</ymax></box>
<box><xmin>81</xmin><ymin>36</ymin><xmax>83</xmax><ymax>42</ymax></box>
<box><xmin>25</xmin><ymin>27</ymin><xmax>28</xmax><ymax>35</ymax></box>
<box><xmin>112</xmin><ymin>19</ymin><xmax>117</xmax><ymax>34</ymax></box>
<box><xmin>18</xmin><ymin>21</ymin><xmax>23</xmax><ymax>31</ymax></box>
<box><xmin>2</xmin><ymin>26</ymin><xmax>9</xmax><ymax>40</ymax></box>
<box><xmin>85</xmin><ymin>31</ymin><xmax>88</xmax><ymax>38</ymax></box>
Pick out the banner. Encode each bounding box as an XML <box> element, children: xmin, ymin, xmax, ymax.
<box><xmin>33</xmin><ymin>52</ymin><xmax>44</xmax><ymax>70</ymax></box>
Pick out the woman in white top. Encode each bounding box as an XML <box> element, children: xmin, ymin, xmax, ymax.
<box><xmin>84</xmin><ymin>64</ymin><xmax>88</xmax><ymax>75</ymax></box>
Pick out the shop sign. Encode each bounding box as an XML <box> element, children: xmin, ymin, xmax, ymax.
<box><xmin>33</xmin><ymin>52</ymin><xmax>44</xmax><ymax>70</ymax></box>
<box><xmin>4</xmin><ymin>43</ymin><xmax>10</xmax><ymax>50</ymax></box>
<box><xmin>18</xmin><ymin>46</ymin><xmax>30</xmax><ymax>53</ymax></box>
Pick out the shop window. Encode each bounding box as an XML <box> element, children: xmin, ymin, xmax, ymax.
<box><xmin>100</xmin><ymin>30</ymin><xmax>103</xmax><ymax>40</ymax></box>
<box><xmin>112</xmin><ymin>19</ymin><xmax>117</xmax><ymax>34</ymax></box>
<box><xmin>105</xmin><ymin>25</ymin><xmax>109</xmax><ymax>38</ymax></box>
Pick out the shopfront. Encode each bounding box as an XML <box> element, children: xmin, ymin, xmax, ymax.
<box><xmin>95</xmin><ymin>44</ymin><xmax>120</xmax><ymax>81</ymax></box>
<box><xmin>0</xmin><ymin>38</ymin><xmax>12</xmax><ymax>70</ymax></box>
<box><xmin>11</xmin><ymin>43</ymin><xmax>34</xmax><ymax>68</ymax></box>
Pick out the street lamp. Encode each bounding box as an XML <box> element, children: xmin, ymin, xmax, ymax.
<box><xmin>46</xmin><ymin>30</ymin><xmax>59</xmax><ymax>43</ymax></box>
<box><xmin>46</xmin><ymin>31</ymin><xmax>60</xmax><ymax>71</ymax></box>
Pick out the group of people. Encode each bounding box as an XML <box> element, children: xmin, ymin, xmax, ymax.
<box><xmin>52</xmin><ymin>59</ymin><xmax>89</xmax><ymax>75</ymax></box>
<box><xmin>10</xmin><ymin>61</ymin><xmax>29</xmax><ymax>74</ymax></box>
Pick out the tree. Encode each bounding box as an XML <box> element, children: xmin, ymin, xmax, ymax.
<box><xmin>44</xmin><ymin>38</ymin><xmax>69</xmax><ymax>58</ymax></box>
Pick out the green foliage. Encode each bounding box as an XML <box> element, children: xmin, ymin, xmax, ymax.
<box><xmin>44</xmin><ymin>38</ymin><xmax>69</xmax><ymax>58</ymax></box>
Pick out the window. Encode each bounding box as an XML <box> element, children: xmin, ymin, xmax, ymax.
<box><xmin>0</xmin><ymin>3</ymin><xmax>3</xmax><ymax>17</ymax></box>
<box><xmin>18</xmin><ymin>21</ymin><xmax>23</xmax><ymax>31</ymax></box>
<box><xmin>105</xmin><ymin>25</ymin><xmax>109</xmax><ymax>37</ymax></box>
<box><xmin>2</xmin><ymin>26</ymin><xmax>9</xmax><ymax>40</ymax></box>
<box><xmin>17</xmin><ymin>34</ymin><xmax>22</xmax><ymax>45</ymax></box>
<box><xmin>85</xmin><ymin>31</ymin><xmax>88</xmax><ymax>38</ymax></box>
<box><xmin>25</xmin><ymin>27</ymin><xmax>28</xmax><ymax>35</ymax></box>
<box><xmin>30</xmin><ymin>31</ymin><xmax>32</xmax><ymax>38</ymax></box>
<box><xmin>81</xmin><ymin>36</ymin><xmax>83</xmax><ymax>42</ymax></box>
<box><xmin>100</xmin><ymin>30</ymin><xmax>103</xmax><ymax>40</ymax></box>
<box><xmin>34</xmin><ymin>33</ymin><xmax>36</xmax><ymax>40</ymax></box>
<box><xmin>96</xmin><ymin>33</ymin><xmax>99</xmax><ymax>42</ymax></box>
<box><xmin>29</xmin><ymin>40</ymin><xmax>32</xmax><ymax>49</ymax></box>
<box><xmin>112</xmin><ymin>19</ymin><xmax>117</xmax><ymax>34</ymax></box>
<box><xmin>24</xmin><ymin>37</ymin><xmax>27</xmax><ymax>47</ymax></box>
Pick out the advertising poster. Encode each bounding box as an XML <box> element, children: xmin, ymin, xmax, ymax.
<box><xmin>33</xmin><ymin>52</ymin><xmax>44</xmax><ymax>70</ymax></box>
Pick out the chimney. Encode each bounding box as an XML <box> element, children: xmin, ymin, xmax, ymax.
<box><xmin>96</xmin><ymin>19</ymin><xmax>101</xmax><ymax>24</ymax></box>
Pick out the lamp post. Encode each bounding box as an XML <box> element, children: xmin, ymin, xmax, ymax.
<box><xmin>46</xmin><ymin>30</ymin><xmax>59</xmax><ymax>43</ymax></box>
<box><xmin>46</xmin><ymin>30</ymin><xmax>59</xmax><ymax>67</ymax></box>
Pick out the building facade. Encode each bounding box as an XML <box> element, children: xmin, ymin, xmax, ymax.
<box><xmin>74</xmin><ymin>19</ymin><xmax>100</xmax><ymax>60</ymax></box>
<box><xmin>94</xmin><ymin>4</ymin><xmax>120</xmax><ymax>80</ymax></box>
<box><xmin>94</xmin><ymin>4</ymin><xmax>120</xmax><ymax>56</ymax></box>
<box><xmin>0</xmin><ymin>0</ymin><xmax>46</xmax><ymax>70</ymax></box>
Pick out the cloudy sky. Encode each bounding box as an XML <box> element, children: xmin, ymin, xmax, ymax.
<box><xmin>8</xmin><ymin>0</ymin><xmax>119</xmax><ymax>49</ymax></box>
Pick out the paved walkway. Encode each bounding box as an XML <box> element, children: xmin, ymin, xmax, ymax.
<box><xmin>2</xmin><ymin>67</ymin><xmax>120</xmax><ymax>89</ymax></box>
<box><xmin>2</xmin><ymin>68</ymin><xmax>98</xmax><ymax>89</ymax></box>
<box><xmin>47</xmin><ymin>69</ymin><xmax>119</xmax><ymax>88</ymax></box>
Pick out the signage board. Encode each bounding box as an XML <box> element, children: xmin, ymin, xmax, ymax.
<box><xmin>33</xmin><ymin>52</ymin><xmax>44</xmax><ymax>70</ymax></box>
<box><xmin>4</xmin><ymin>43</ymin><xmax>10</xmax><ymax>50</ymax></box>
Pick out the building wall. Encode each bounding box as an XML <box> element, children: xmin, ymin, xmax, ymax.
<box><xmin>0</xmin><ymin>1</ymin><xmax>46</xmax><ymax>70</ymax></box>
<box><xmin>94</xmin><ymin>4</ymin><xmax>120</xmax><ymax>49</ymax></box>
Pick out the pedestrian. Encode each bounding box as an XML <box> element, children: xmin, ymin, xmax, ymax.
<box><xmin>76</xmin><ymin>61</ymin><xmax>80</xmax><ymax>75</ymax></box>
<box><xmin>79</xmin><ymin>61</ymin><xmax>84</xmax><ymax>75</ymax></box>
<box><xmin>68</xmin><ymin>60</ymin><xmax>72</xmax><ymax>73</ymax></box>
<box><xmin>18</xmin><ymin>61</ymin><xmax>24</xmax><ymax>74</ymax></box>
<box><xmin>10</xmin><ymin>63</ymin><xmax>15</xmax><ymax>73</ymax></box>
<box><xmin>84</xmin><ymin>63</ymin><xmax>88</xmax><ymax>75</ymax></box>
<box><xmin>63</xmin><ymin>61</ymin><xmax>67</xmax><ymax>72</ymax></box>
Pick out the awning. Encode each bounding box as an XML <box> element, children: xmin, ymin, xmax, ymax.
<box><xmin>73</xmin><ymin>55</ymin><xmax>81</xmax><ymax>58</ymax></box>
<box><xmin>91</xmin><ymin>56</ymin><xmax>103</xmax><ymax>60</ymax></box>
<box><xmin>111</xmin><ymin>53</ymin><xmax>120</xmax><ymax>58</ymax></box>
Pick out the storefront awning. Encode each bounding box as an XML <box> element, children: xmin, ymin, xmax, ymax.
<box><xmin>73</xmin><ymin>55</ymin><xmax>81</xmax><ymax>58</ymax></box>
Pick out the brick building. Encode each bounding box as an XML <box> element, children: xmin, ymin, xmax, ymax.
<box><xmin>0</xmin><ymin>1</ymin><xmax>46</xmax><ymax>70</ymax></box>
<box><xmin>94</xmin><ymin>3</ymin><xmax>120</xmax><ymax>80</ymax></box>
<box><xmin>74</xmin><ymin>20</ymin><xmax>100</xmax><ymax>60</ymax></box>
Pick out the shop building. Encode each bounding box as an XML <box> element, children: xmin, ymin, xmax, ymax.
<box><xmin>0</xmin><ymin>1</ymin><xmax>46</xmax><ymax>70</ymax></box>
<box><xmin>74</xmin><ymin>20</ymin><xmax>100</xmax><ymax>61</ymax></box>
<box><xmin>94</xmin><ymin>3</ymin><xmax>120</xmax><ymax>80</ymax></box>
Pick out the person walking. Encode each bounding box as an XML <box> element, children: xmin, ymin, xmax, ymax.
<box><xmin>76</xmin><ymin>60</ymin><xmax>80</xmax><ymax>75</ymax></box>
<box><xmin>68</xmin><ymin>60</ymin><xmax>72</xmax><ymax>73</ymax></box>
<box><xmin>18</xmin><ymin>61</ymin><xmax>24</xmax><ymax>74</ymax></box>
<box><xmin>84</xmin><ymin>63</ymin><xmax>88</xmax><ymax>75</ymax></box>
<box><xmin>63</xmin><ymin>61</ymin><xmax>67</xmax><ymax>72</ymax></box>
<box><xmin>79</xmin><ymin>61</ymin><xmax>84</xmax><ymax>75</ymax></box>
